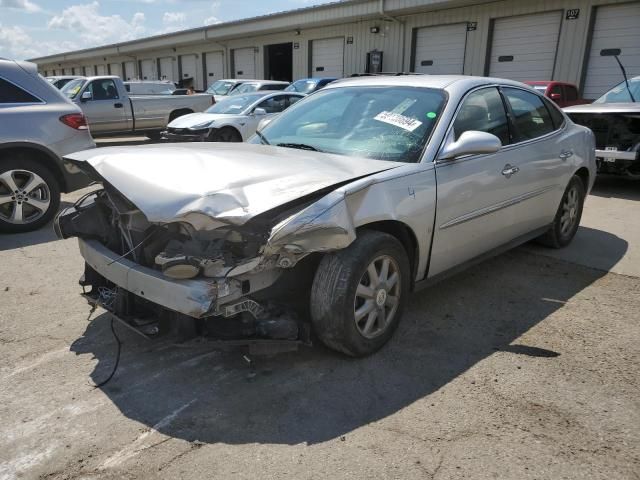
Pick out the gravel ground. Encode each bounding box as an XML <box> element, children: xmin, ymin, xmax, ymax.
<box><xmin>0</xmin><ymin>172</ymin><xmax>638</xmax><ymax>480</ymax></box>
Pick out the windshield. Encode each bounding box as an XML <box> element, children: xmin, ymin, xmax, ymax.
<box><xmin>233</xmin><ymin>83</ymin><xmax>259</xmax><ymax>94</ymax></box>
<box><xmin>257</xmin><ymin>86</ymin><xmax>446</xmax><ymax>163</ymax></box>
<box><xmin>206</xmin><ymin>80</ymin><xmax>236</xmax><ymax>95</ymax></box>
<box><xmin>285</xmin><ymin>80</ymin><xmax>318</xmax><ymax>94</ymax></box>
<box><xmin>205</xmin><ymin>94</ymin><xmax>260</xmax><ymax>114</ymax></box>
<box><xmin>594</xmin><ymin>77</ymin><xmax>640</xmax><ymax>103</ymax></box>
<box><xmin>60</xmin><ymin>78</ymin><xmax>87</xmax><ymax>99</ymax></box>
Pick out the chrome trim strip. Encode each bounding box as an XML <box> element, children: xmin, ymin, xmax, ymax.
<box><xmin>439</xmin><ymin>185</ymin><xmax>556</xmax><ymax>230</ymax></box>
<box><xmin>596</xmin><ymin>149</ymin><xmax>637</xmax><ymax>161</ymax></box>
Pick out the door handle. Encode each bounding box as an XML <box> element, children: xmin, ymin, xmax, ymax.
<box><xmin>114</xmin><ymin>103</ymin><xmax>123</xmax><ymax>108</ymax></box>
<box><xmin>501</xmin><ymin>164</ymin><xmax>520</xmax><ymax>178</ymax></box>
<box><xmin>559</xmin><ymin>150</ymin><xmax>573</xmax><ymax>160</ymax></box>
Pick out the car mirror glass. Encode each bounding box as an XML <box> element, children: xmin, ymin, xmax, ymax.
<box><xmin>253</xmin><ymin>107</ymin><xmax>267</xmax><ymax>116</ymax></box>
<box><xmin>439</xmin><ymin>131</ymin><xmax>502</xmax><ymax>160</ymax></box>
<box><xmin>81</xmin><ymin>91</ymin><xmax>92</xmax><ymax>102</ymax></box>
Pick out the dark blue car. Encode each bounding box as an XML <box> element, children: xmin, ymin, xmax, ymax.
<box><xmin>284</xmin><ymin>77</ymin><xmax>337</xmax><ymax>94</ymax></box>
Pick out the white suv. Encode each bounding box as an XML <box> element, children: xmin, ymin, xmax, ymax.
<box><xmin>0</xmin><ymin>58</ymin><xmax>95</xmax><ymax>233</ymax></box>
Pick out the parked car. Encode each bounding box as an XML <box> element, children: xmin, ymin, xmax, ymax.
<box><xmin>524</xmin><ymin>81</ymin><xmax>588</xmax><ymax>108</ymax></box>
<box><xmin>564</xmin><ymin>49</ymin><xmax>640</xmax><ymax>178</ymax></box>
<box><xmin>45</xmin><ymin>75</ymin><xmax>83</xmax><ymax>89</ymax></box>
<box><xmin>163</xmin><ymin>91</ymin><xmax>305</xmax><ymax>142</ymax></box>
<box><xmin>1</xmin><ymin>59</ymin><xmax>95</xmax><ymax>233</ymax></box>
<box><xmin>123</xmin><ymin>80</ymin><xmax>176</xmax><ymax>95</ymax></box>
<box><xmin>231</xmin><ymin>80</ymin><xmax>290</xmax><ymax>95</ymax></box>
<box><xmin>59</xmin><ymin>76</ymin><xmax>213</xmax><ymax>136</ymax></box>
<box><xmin>205</xmin><ymin>79</ymin><xmax>250</xmax><ymax>102</ymax></box>
<box><xmin>285</xmin><ymin>77</ymin><xmax>337</xmax><ymax>94</ymax></box>
<box><xmin>55</xmin><ymin>75</ymin><xmax>595</xmax><ymax>357</ymax></box>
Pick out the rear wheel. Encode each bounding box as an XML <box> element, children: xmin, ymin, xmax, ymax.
<box><xmin>538</xmin><ymin>175</ymin><xmax>585</xmax><ymax>248</ymax></box>
<box><xmin>209</xmin><ymin>127</ymin><xmax>242</xmax><ymax>143</ymax></box>
<box><xmin>0</xmin><ymin>156</ymin><xmax>61</xmax><ymax>233</ymax></box>
<box><xmin>310</xmin><ymin>230</ymin><xmax>410</xmax><ymax>357</ymax></box>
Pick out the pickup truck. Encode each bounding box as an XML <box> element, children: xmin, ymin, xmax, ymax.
<box><xmin>60</xmin><ymin>76</ymin><xmax>214</xmax><ymax>136</ymax></box>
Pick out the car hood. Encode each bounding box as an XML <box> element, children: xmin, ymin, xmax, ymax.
<box><xmin>64</xmin><ymin>143</ymin><xmax>401</xmax><ymax>230</ymax></box>
<box><xmin>168</xmin><ymin>112</ymin><xmax>245</xmax><ymax>128</ymax></box>
<box><xmin>564</xmin><ymin>103</ymin><xmax>640</xmax><ymax>115</ymax></box>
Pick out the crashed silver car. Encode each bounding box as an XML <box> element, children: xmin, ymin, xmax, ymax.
<box><xmin>56</xmin><ymin>75</ymin><xmax>596</xmax><ymax>356</ymax></box>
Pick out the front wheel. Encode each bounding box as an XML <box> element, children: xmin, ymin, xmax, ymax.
<box><xmin>538</xmin><ymin>175</ymin><xmax>585</xmax><ymax>248</ymax></box>
<box><xmin>310</xmin><ymin>230</ymin><xmax>410</xmax><ymax>357</ymax></box>
<box><xmin>209</xmin><ymin>127</ymin><xmax>242</xmax><ymax>143</ymax></box>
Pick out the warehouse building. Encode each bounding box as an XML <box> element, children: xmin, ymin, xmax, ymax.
<box><xmin>31</xmin><ymin>0</ymin><xmax>640</xmax><ymax>99</ymax></box>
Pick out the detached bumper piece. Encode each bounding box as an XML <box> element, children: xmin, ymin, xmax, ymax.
<box><xmin>161</xmin><ymin>128</ymin><xmax>209</xmax><ymax>142</ymax></box>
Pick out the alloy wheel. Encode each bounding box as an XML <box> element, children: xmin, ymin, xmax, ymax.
<box><xmin>0</xmin><ymin>169</ymin><xmax>51</xmax><ymax>225</ymax></box>
<box><xmin>559</xmin><ymin>185</ymin><xmax>579</xmax><ymax>236</ymax></box>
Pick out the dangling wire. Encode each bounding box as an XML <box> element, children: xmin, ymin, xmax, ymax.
<box><xmin>90</xmin><ymin>315</ymin><xmax>122</xmax><ymax>389</ymax></box>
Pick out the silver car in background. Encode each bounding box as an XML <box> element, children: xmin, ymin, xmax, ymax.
<box><xmin>1</xmin><ymin>58</ymin><xmax>95</xmax><ymax>233</ymax></box>
<box><xmin>56</xmin><ymin>75</ymin><xmax>595</xmax><ymax>357</ymax></box>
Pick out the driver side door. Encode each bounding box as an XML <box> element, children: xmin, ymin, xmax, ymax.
<box><xmin>80</xmin><ymin>79</ymin><xmax>128</xmax><ymax>134</ymax></box>
<box><xmin>242</xmin><ymin>94</ymin><xmax>292</xmax><ymax>138</ymax></box>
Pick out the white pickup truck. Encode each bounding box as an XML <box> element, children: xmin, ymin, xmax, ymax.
<box><xmin>60</xmin><ymin>76</ymin><xmax>213</xmax><ymax>136</ymax></box>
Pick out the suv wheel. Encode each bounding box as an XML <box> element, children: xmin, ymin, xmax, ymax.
<box><xmin>0</xmin><ymin>156</ymin><xmax>61</xmax><ymax>233</ymax></box>
<box><xmin>310</xmin><ymin>230</ymin><xmax>410</xmax><ymax>357</ymax></box>
<box><xmin>538</xmin><ymin>175</ymin><xmax>585</xmax><ymax>248</ymax></box>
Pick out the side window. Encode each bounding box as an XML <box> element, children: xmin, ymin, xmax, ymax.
<box><xmin>542</xmin><ymin>97</ymin><xmax>565</xmax><ymax>129</ymax></box>
<box><xmin>549</xmin><ymin>84</ymin><xmax>562</xmax><ymax>98</ymax></box>
<box><xmin>453</xmin><ymin>87</ymin><xmax>510</xmax><ymax>145</ymax></box>
<box><xmin>0</xmin><ymin>78</ymin><xmax>41</xmax><ymax>104</ymax></box>
<box><xmin>564</xmin><ymin>85</ymin><xmax>578</xmax><ymax>101</ymax></box>
<box><xmin>257</xmin><ymin>95</ymin><xmax>288</xmax><ymax>114</ymax></box>
<box><xmin>88</xmin><ymin>79</ymin><xmax>119</xmax><ymax>100</ymax></box>
<box><xmin>502</xmin><ymin>88</ymin><xmax>554</xmax><ymax>141</ymax></box>
<box><xmin>286</xmin><ymin>95</ymin><xmax>302</xmax><ymax>107</ymax></box>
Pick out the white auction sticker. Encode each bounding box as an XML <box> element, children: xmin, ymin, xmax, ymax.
<box><xmin>374</xmin><ymin>111</ymin><xmax>422</xmax><ymax>132</ymax></box>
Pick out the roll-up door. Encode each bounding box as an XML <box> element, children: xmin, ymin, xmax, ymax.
<box><xmin>140</xmin><ymin>59</ymin><xmax>155</xmax><ymax>80</ymax></box>
<box><xmin>82</xmin><ymin>65</ymin><xmax>93</xmax><ymax>76</ymax></box>
<box><xmin>582</xmin><ymin>3</ymin><xmax>640</xmax><ymax>99</ymax></box>
<box><xmin>159</xmin><ymin>57</ymin><xmax>175</xmax><ymax>82</ymax></box>
<box><xmin>205</xmin><ymin>51</ymin><xmax>225</xmax><ymax>86</ymax></box>
<box><xmin>123</xmin><ymin>61</ymin><xmax>135</xmax><ymax>80</ymax></box>
<box><xmin>311</xmin><ymin>37</ymin><xmax>344</xmax><ymax>78</ymax></box>
<box><xmin>108</xmin><ymin>63</ymin><xmax>121</xmax><ymax>78</ymax></box>
<box><xmin>95</xmin><ymin>65</ymin><xmax>107</xmax><ymax>76</ymax></box>
<box><xmin>180</xmin><ymin>54</ymin><xmax>198</xmax><ymax>87</ymax></box>
<box><xmin>233</xmin><ymin>48</ymin><xmax>256</xmax><ymax>79</ymax></box>
<box><xmin>413</xmin><ymin>23</ymin><xmax>468</xmax><ymax>74</ymax></box>
<box><xmin>488</xmin><ymin>11</ymin><xmax>562</xmax><ymax>82</ymax></box>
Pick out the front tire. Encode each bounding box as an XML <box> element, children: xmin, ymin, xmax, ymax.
<box><xmin>209</xmin><ymin>127</ymin><xmax>242</xmax><ymax>143</ymax></box>
<box><xmin>310</xmin><ymin>230</ymin><xmax>410</xmax><ymax>357</ymax></box>
<box><xmin>0</xmin><ymin>156</ymin><xmax>61</xmax><ymax>233</ymax></box>
<box><xmin>538</xmin><ymin>175</ymin><xmax>585</xmax><ymax>248</ymax></box>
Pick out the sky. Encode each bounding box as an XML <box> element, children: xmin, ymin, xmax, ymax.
<box><xmin>0</xmin><ymin>0</ymin><xmax>337</xmax><ymax>60</ymax></box>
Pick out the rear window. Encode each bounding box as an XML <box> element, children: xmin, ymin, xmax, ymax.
<box><xmin>502</xmin><ymin>88</ymin><xmax>554</xmax><ymax>141</ymax></box>
<box><xmin>0</xmin><ymin>78</ymin><xmax>41</xmax><ymax>104</ymax></box>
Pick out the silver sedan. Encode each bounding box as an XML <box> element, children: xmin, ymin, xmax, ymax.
<box><xmin>57</xmin><ymin>75</ymin><xmax>595</xmax><ymax>357</ymax></box>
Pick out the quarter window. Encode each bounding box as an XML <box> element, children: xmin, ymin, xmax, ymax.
<box><xmin>0</xmin><ymin>78</ymin><xmax>41</xmax><ymax>104</ymax></box>
<box><xmin>502</xmin><ymin>88</ymin><xmax>554</xmax><ymax>141</ymax></box>
<box><xmin>542</xmin><ymin>97</ymin><xmax>565</xmax><ymax>129</ymax></box>
<box><xmin>257</xmin><ymin>95</ymin><xmax>288</xmax><ymax>113</ymax></box>
<box><xmin>453</xmin><ymin>87</ymin><xmax>510</xmax><ymax>145</ymax></box>
<box><xmin>87</xmin><ymin>79</ymin><xmax>119</xmax><ymax>100</ymax></box>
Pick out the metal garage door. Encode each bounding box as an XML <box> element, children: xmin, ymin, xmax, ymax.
<box><xmin>311</xmin><ymin>38</ymin><xmax>344</xmax><ymax>78</ymax></box>
<box><xmin>82</xmin><ymin>65</ymin><xmax>92</xmax><ymax>76</ymax></box>
<box><xmin>413</xmin><ymin>23</ymin><xmax>468</xmax><ymax>74</ymax></box>
<box><xmin>95</xmin><ymin>65</ymin><xmax>107</xmax><ymax>76</ymax></box>
<box><xmin>180</xmin><ymin>54</ymin><xmax>198</xmax><ymax>87</ymax></box>
<box><xmin>159</xmin><ymin>57</ymin><xmax>174</xmax><ymax>82</ymax></box>
<box><xmin>108</xmin><ymin>63</ymin><xmax>121</xmax><ymax>78</ymax></box>
<box><xmin>123</xmin><ymin>61</ymin><xmax>135</xmax><ymax>81</ymax></box>
<box><xmin>205</xmin><ymin>51</ymin><xmax>224</xmax><ymax>87</ymax></box>
<box><xmin>140</xmin><ymin>59</ymin><xmax>155</xmax><ymax>80</ymax></box>
<box><xmin>583</xmin><ymin>3</ymin><xmax>640</xmax><ymax>100</ymax></box>
<box><xmin>233</xmin><ymin>48</ymin><xmax>256</xmax><ymax>79</ymax></box>
<box><xmin>488</xmin><ymin>11</ymin><xmax>562</xmax><ymax>82</ymax></box>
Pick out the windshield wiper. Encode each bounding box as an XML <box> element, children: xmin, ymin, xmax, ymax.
<box><xmin>277</xmin><ymin>142</ymin><xmax>323</xmax><ymax>152</ymax></box>
<box><xmin>255</xmin><ymin>131</ymin><xmax>270</xmax><ymax>145</ymax></box>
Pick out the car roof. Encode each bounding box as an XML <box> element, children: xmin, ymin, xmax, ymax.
<box><xmin>46</xmin><ymin>75</ymin><xmax>82</xmax><ymax>80</ymax></box>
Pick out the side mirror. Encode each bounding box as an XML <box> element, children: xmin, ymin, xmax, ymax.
<box><xmin>257</xmin><ymin>117</ymin><xmax>274</xmax><ymax>132</ymax></box>
<box><xmin>253</xmin><ymin>107</ymin><xmax>267</xmax><ymax>116</ymax></box>
<box><xmin>549</xmin><ymin>92</ymin><xmax>562</xmax><ymax>101</ymax></box>
<box><xmin>80</xmin><ymin>91</ymin><xmax>92</xmax><ymax>102</ymax></box>
<box><xmin>439</xmin><ymin>131</ymin><xmax>502</xmax><ymax>160</ymax></box>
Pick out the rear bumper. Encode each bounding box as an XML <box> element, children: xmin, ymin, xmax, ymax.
<box><xmin>78</xmin><ymin>239</ymin><xmax>221</xmax><ymax>318</ymax></box>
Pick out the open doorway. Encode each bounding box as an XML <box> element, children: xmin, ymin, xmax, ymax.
<box><xmin>265</xmin><ymin>43</ymin><xmax>293</xmax><ymax>81</ymax></box>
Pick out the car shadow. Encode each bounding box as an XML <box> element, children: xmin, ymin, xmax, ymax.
<box><xmin>0</xmin><ymin>201</ymin><xmax>73</xmax><ymax>251</ymax></box>
<box><xmin>70</xmin><ymin>229</ymin><xmax>627</xmax><ymax>446</ymax></box>
<box><xmin>590</xmin><ymin>175</ymin><xmax>640</xmax><ymax>201</ymax></box>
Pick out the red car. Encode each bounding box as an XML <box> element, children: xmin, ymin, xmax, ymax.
<box><xmin>524</xmin><ymin>81</ymin><xmax>589</xmax><ymax>108</ymax></box>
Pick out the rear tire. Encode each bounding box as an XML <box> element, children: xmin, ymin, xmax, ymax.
<box><xmin>538</xmin><ymin>175</ymin><xmax>585</xmax><ymax>248</ymax></box>
<box><xmin>310</xmin><ymin>230</ymin><xmax>410</xmax><ymax>357</ymax></box>
<box><xmin>209</xmin><ymin>127</ymin><xmax>242</xmax><ymax>143</ymax></box>
<box><xmin>0</xmin><ymin>155</ymin><xmax>61</xmax><ymax>233</ymax></box>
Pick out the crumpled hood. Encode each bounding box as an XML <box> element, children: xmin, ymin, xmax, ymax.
<box><xmin>65</xmin><ymin>143</ymin><xmax>401</xmax><ymax>230</ymax></box>
<box><xmin>168</xmin><ymin>112</ymin><xmax>243</xmax><ymax>128</ymax></box>
<box><xmin>564</xmin><ymin>102</ymin><xmax>640</xmax><ymax>115</ymax></box>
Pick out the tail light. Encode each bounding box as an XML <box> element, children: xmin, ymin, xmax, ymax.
<box><xmin>60</xmin><ymin>113</ymin><xmax>88</xmax><ymax>130</ymax></box>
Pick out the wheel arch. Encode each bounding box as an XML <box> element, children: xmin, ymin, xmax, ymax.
<box><xmin>0</xmin><ymin>142</ymin><xmax>68</xmax><ymax>192</ymax></box>
<box><xmin>574</xmin><ymin>166</ymin><xmax>590</xmax><ymax>191</ymax></box>
<box><xmin>168</xmin><ymin>108</ymin><xmax>194</xmax><ymax>123</ymax></box>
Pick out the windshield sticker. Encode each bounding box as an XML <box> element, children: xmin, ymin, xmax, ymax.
<box><xmin>374</xmin><ymin>111</ymin><xmax>422</xmax><ymax>132</ymax></box>
<box><xmin>426</xmin><ymin>111</ymin><xmax>437</xmax><ymax>119</ymax></box>
<box><xmin>391</xmin><ymin>98</ymin><xmax>417</xmax><ymax>114</ymax></box>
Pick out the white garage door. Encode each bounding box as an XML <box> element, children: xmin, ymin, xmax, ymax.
<box><xmin>233</xmin><ymin>48</ymin><xmax>256</xmax><ymax>79</ymax></box>
<box><xmin>159</xmin><ymin>57</ymin><xmax>174</xmax><ymax>82</ymax></box>
<box><xmin>205</xmin><ymin>51</ymin><xmax>224</xmax><ymax>87</ymax></box>
<box><xmin>123</xmin><ymin>61</ymin><xmax>135</xmax><ymax>81</ymax></box>
<box><xmin>83</xmin><ymin>65</ymin><xmax>93</xmax><ymax>76</ymax></box>
<box><xmin>583</xmin><ymin>3</ymin><xmax>640</xmax><ymax>100</ymax></box>
<box><xmin>95</xmin><ymin>65</ymin><xmax>107</xmax><ymax>76</ymax></box>
<box><xmin>413</xmin><ymin>23</ymin><xmax>468</xmax><ymax>74</ymax></box>
<box><xmin>311</xmin><ymin>37</ymin><xmax>344</xmax><ymax>78</ymax></box>
<box><xmin>109</xmin><ymin>63</ymin><xmax>121</xmax><ymax>78</ymax></box>
<box><xmin>488</xmin><ymin>11</ymin><xmax>562</xmax><ymax>82</ymax></box>
<box><xmin>140</xmin><ymin>59</ymin><xmax>155</xmax><ymax>80</ymax></box>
